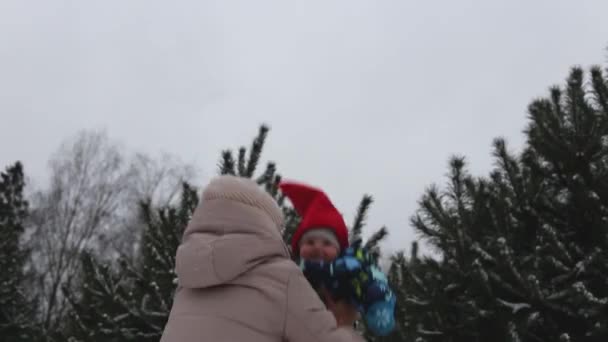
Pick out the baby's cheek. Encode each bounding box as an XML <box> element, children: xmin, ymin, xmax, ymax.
<box><xmin>323</xmin><ymin>246</ymin><xmax>339</xmax><ymax>261</ymax></box>
<box><xmin>299</xmin><ymin>246</ymin><xmax>313</xmax><ymax>259</ymax></box>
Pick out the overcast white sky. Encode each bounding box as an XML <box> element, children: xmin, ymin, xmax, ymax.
<box><xmin>1</xmin><ymin>0</ymin><xmax>607</xmax><ymax>255</ymax></box>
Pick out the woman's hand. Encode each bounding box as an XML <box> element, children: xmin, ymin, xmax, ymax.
<box><xmin>320</xmin><ymin>288</ymin><xmax>359</xmax><ymax>327</ymax></box>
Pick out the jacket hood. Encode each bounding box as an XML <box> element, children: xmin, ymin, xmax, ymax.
<box><xmin>175</xmin><ymin>176</ymin><xmax>289</xmax><ymax>288</ymax></box>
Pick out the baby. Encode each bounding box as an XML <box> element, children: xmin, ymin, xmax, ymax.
<box><xmin>280</xmin><ymin>181</ymin><xmax>396</xmax><ymax>337</ymax></box>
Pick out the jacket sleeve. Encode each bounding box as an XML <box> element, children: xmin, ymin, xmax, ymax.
<box><xmin>283</xmin><ymin>270</ymin><xmax>365</xmax><ymax>342</ymax></box>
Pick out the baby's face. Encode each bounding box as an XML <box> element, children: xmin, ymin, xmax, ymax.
<box><xmin>299</xmin><ymin>236</ymin><xmax>339</xmax><ymax>262</ymax></box>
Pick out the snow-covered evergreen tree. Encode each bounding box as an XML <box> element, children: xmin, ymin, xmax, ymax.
<box><xmin>0</xmin><ymin>162</ymin><xmax>37</xmax><ymax>341</ymax></box>
<box><xmin>62</xmin><ymin>182</ymin><xmax>199</xmax><ymax>342</ymax></box>
<box><xmin>400</xmin><ymin>65</ymin><xmax>608</xmax><ymax>341</ymax></box>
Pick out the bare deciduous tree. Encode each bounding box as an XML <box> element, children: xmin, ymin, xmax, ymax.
<box><xmin>102</xmin><ymin>151</ymin><xmax>198</xmax><ymax>262</ymax></box>
<box><xmin>26</xmin><ymin>130</ymin><xmax>197</xmax><ymax>338</ymax></box>
<box><xmin>27</xmin><ymin>130</ymin><xmax>131</xmax><ymax>335</ymax></box>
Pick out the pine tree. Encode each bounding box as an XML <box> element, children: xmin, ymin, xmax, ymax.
<box><xmin>217</xmin><ymin>124</ymin><xmax>294</xmax><ymax>240</ymax></box>
<box><xmin>62</xmin><ymin>251</ymin><xmax>135</xmax><ymax>341</ymax></box>
<box><xmin>0</xmin><ymin>162</ymin><xmax>37</xmax><ymax>341</ymax></box>
<box><xmin>218</xmin><ymin>125</ymin><xmax>388</xmax><ymax>256</ymax></box>
<box><xmin>399</xmin><ymin>64</ymin><xmax>608</xmax><ymax>341</ymax></box>
<box><xmin>62</xmin><ymin>183</ymin><xmax>198</xmax><ymax>342</ymax></box>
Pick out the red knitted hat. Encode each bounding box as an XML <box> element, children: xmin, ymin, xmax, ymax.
<box><xmin>279</xmin><ymin>180</ymin><xmax>349</xmax><ymax>253</ymax></box>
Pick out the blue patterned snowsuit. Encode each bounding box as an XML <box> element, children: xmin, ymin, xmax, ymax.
<box><xmin>299</xmin><ymin>244</ymin><xmax>396</xmax><ymax>336</ymax></box>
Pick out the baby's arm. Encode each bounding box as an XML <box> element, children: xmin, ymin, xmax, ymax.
<box><xmin>283</xmin><ymin>269</ymin><xmax>364</xmax><ymax>342</ymax></box>
<box><xmin>297</xmin><ymin>252</ymin><xmax>397</xmax><ymax>336</ymax></box>
<box><xmin>362</xmin><ymin>266</ymin><xmax>396</xmax><ymax>336</ymax></box>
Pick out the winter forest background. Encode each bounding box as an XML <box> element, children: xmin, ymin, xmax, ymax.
<box><xmin>3</xmin><ymin>49</ymin><xmax>608</xmax><ymax>341</ymax></box>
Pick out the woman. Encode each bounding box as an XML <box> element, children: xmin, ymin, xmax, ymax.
<box><xmin>160</xmin><ymin>175</ymin><xmax>362</xmax><ymax>342</ymax></box>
